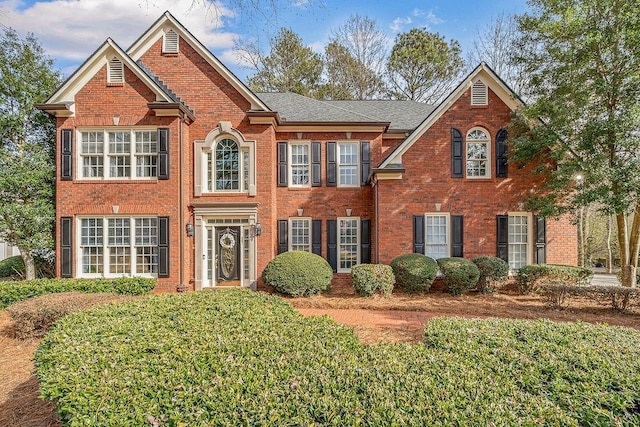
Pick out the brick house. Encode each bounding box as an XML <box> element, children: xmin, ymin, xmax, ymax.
<box><xmin>37</xmin><ymin>12</ymin><xmax>576</xmax><ymax>292</ymax></box>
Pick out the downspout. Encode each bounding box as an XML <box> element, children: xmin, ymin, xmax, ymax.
<box><xmin>179</xmin><ymin>116</ymin><xmax>185</xmax><ymax>288</ymax></box>
<box><xmin>374</xmin><ymin>178</ymin><xmax>379</xmax><ymax>264</ymax></box>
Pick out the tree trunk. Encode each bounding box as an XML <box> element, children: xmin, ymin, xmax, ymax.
<box><xmin>617</xmin><ymin>206</ymin><xmax>640</xmax><ymax>288</ymax></box>
<box><xmin>578</xmin><ymin>206</ymin><xmax>585</xmax><ymax>267</ymax></box>
<box><xmin>606</xmin><ymin>215</ymin><xmax>613</xmax><ymax>274</ymax></box>
<box><xmin>20</xmin><ymin>250</ymin><xmax>36</xmax><ymax>281</ymax></box>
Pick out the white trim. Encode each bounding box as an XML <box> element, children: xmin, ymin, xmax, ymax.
<box><xmin>507</xmin><ymin>212</ymin><xmax>534</xmax><ymax>269</ymax></box>
<box><xmin>337</xmin><ymin>216</ymin><xmax>360</xmax><ymax>273</ymax></box>
<box><xmin>127</xmin><ymin>12</ymin><xmax>268</xmax><ymax>111</ymax></box>
<box><xmin>288</xmin><ymin>141</ymin><xmax>311</xmax><ymax>188</ymax></box>
<box><xmin>75</xmin><ymin>216</ymin><xmax>158</xmax><ymax>279</ymax></box>
<box><xmin>288</xmin><ymin>217</ymin><xmax>312</xmax><ymax>252</ymax></box>
<box><xmin>378</xmin><ymin>63</ymin><xmax>523</xmax><ymax>169</ymax></box>
<box><xmin>465</xmin><ymin>126</ymin><xmax>491</xmax><ymax>179</ymax></box>
<box><xmin>337</xmin><ymin>141</ymin><xmax>360</xmax><ymax>187</ymax></box>
<box><xmin>424</xmin><ymin>212</ymin><xmax>450</xmax><ymax>259</ymax></box>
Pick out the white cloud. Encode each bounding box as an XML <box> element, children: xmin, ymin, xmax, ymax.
<box><xmin>0</xmin><ymin>0</ymin><xmax>238</xmax><ymax>62</ymax></box>
<box><xmin>308</xmin><ymin>40</ymin><xmax>325</xmax><ymax>54</ymax></box>
<box><xmin>390</xmin><ymin>16</ymin><xmax>412</xmax><ymax>33</ymax></box>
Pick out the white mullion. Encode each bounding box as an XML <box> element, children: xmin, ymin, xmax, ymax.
<box><xmin>102</xmin><ymin>217</ymin><xmax>109</xmax><ymax>275</ymax></box>
<box><xmin>130</xmin><ymin>217</ymin><xmax>137</xmax><ymax>275</ymax></box>
<box><xmin>130</xmin><ymin>130</ymin><xmax>136</xmax><ymax>179</ymax></box>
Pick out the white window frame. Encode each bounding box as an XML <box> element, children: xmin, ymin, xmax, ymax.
<box><xmin>76</xmin><ymin>216</ymin><xmax>158</xmax><ymax>278</ymax></box>
<box><xmin>107</xmin><ymin>57</ymin><xmax>124</xmax><ymax>84</ymax></box>
<box><xmin>337</xmin><ymin>216</ymin><xmax>360</xmax><ymax>273</ymax></box>
<box><xmin>77</xmin><ymin>128</ymin><xmax>158</xmax><ymax>180</ymax></box>
<box><xmin>466</xmin><ymin>127</ymin><xmax>491</xmax><ymax>179</ymax></box>
<box><xmin>471</xmin><ymin>79</ymin><xmax>488</xmax><ymax>105</ymax></box>
<box><xmin>288</xmin><ymin>217</ymin><xmax>312</xmax><ymax>252</ymax></box>
<box><xmin>425</xmin><ymin>213</ymin><xmax>450</xmax><ymax>260</ymax></box>
<box><xmin>507</xmin><ymin>212</ymin><xmax>533</xmax><ymax>271</ymax></box>
<box><xmin>288</xmin><ymin>141</ymin><xmax>311</xmax><ymax>188</ymax></box>
<box><xmin>337</xmin><ymin>141</ymin><xmax>359</xmax><ymax>187</ymax></box>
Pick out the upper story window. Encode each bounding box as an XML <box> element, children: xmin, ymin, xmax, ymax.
<box><xmin>466</xmin><ymin>127</ymin><xmax>491</xmax><ymax>178</ymax></box>
<box><xmin>338</xmin><ymin>142</ymin><xmax>359</xmax><ymax>187</ymax></box>
<box><xmin>163</xmin><ymin>29</ymin><xmax>179</xmax><ymax>54</ymax></box>
<box><xmin>195</xmin><ymin>124</ymin><xmax>256</xmax><ymax>196</ymax></box>
<box><xmin>107</xmin><ymin>57</ymin><xmax>124</xmax><ymax>84</ymax></box>
<box><xmin>471</xmin><ymin>80</ymin><xmax>488</xmax><ymax>105</ymax></box>
<box><xmin>289</xmin><ymin>142</ymin><xmax>310</xmax><ymax>187</ymax></box>
<box><xmin>79</xmin><ymin>129</ymin><xmax>158</xmax><ymax>179</ymax></box>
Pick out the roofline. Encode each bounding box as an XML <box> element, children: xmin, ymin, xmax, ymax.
<box><xmin>127</xmin><ymin>11</ymin><xmax>269</xmax><ymax>112</ymax></box>
<box><xmin>377</xmin><ymin>62</ymin><xmax>524</xmax><ymax>169</ymax></box>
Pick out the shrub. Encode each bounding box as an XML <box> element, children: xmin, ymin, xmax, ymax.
<box><xmin>472</xmin><ymin>256</ymin><xmax>509</xmax><ymax>293</ymax></box>
<box><xmin>390</xmin><ymin>253</ymin><xmax>438</xmax><ymax>293</ymax></box>
<box><xmin>0</xmin><ymin>255</ymin><xmax>54</xmax><ymax>279</ymax></box>
<box><xmin>515</xmin><ymin>264</ymin><xmax>593</xmax><ymax>294</ymax></box>
<box><xmin>261</xmin><ymin>251</ymin><xmax>332</xmax><ymax>297</ymax></box>
<box><xmin>538</xmin><ymin>284</ymin><xmax>640</xmax><ymax>312</ymax></box>
<box><xmin>0</xmin><ymin>277</ymin><xmax>156</xmax><ymax>309</ymax></box>
<box><xmin>437</xmin><ymin>257</ymin><xmax>480</xmax><ymax>295</ymax></box>
<box><xmin>7</xmin><ymin>292</ymin><xmax>133</xmax><ymax>339</ymax></box>
<box><xmin>34</xmin><ymin>291</ymin><xmax>640</xmax><ymax>426</ymax></box>
<box><xmin>351</xmin><ymin>264</ymin><xmax>395</xmax><ymax>297</ymax></box>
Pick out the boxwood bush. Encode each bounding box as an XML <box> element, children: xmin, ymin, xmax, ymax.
<box><xmin>437</xmin><ymin>257</ymin><xmax>480</xmax><ymax>295</ymax></box>
<box><xmin>515</xmin><ymin>264</ymin><xmax>593</xmax><ymax>294</ymax></box>
<box><xmin>390</xmin><ymin>253</ymin><xmax>438</xmax><ymax>292</ymax></box>
<box><xmin>351</xmin><ymin>264</ymin><xmax>395</xmax><ymax>297</ymax></box>
<box><xmin>261</xmin><ymin>251</ymin><xmax>332</xmax><ymax>297</ymax></box>
<box><xmin>35</xmin><ymin>290</ymin><xmax>640</xmax><ymax>426</ymax></box>
<box><xmin>0</xmin><ymin>277</ymin><xmax>155</xmax><ymax>308</ymax></box>
<box><xmin>472</xmin><ymin>256</ymin><xmax>509</xmax><ymax>293</ymax></box>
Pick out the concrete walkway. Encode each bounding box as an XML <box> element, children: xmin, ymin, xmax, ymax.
<box><xmin>590</xmin><ymin>274</ymin><xmax>619</xmax><ymax>286</ymax></box>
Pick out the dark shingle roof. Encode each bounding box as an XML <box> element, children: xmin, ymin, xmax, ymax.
<box><xmin>256</xmin><ymin>93</ymin><xmax>434</xmax><ymax>130</ymax></box>
<box><xmin>136</xmin><ymin>60</ymin><xmax>194</xmax><ymax>115</ymax></box>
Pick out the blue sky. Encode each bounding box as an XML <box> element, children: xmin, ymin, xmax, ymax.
<box><xmin>0</xmin><ymin>0</ymin><xmax>529</xmax><ymax>80</ymax></box>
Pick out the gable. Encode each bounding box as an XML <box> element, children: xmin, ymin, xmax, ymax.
<box><xmin>378</xmin><ymin>63</ymin><xmax>523</xmax><ymax>169</ymax></box>
<box><xmin>127</xmin><ymin>12</ymin><xmax>268</xmax><ymax>112</ymax></box>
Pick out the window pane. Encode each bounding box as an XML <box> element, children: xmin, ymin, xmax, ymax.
<box><xmin>109</xmin><ymin>247</ymin><xmax>131</xmax><ymax>274</ymax></box>
<box><xmin>136</xmin><ymin>247</ymin><xmax>157</xmax><ymax>274</ymax></box>
<box><xmin>81</xmin><ymin>218</ymin><xmax>103</xmax><ymax>274</ymax></box>
<box><xmin>109</xmin><ymin>156</ymin><xmax>131</xmax><ymax>177</ymax></box>
<box><xmin>82</xmin><ymin>156</ymin><xmax>104</xmax><ymax>178</ymax></box>
<box><xmin>135</xmin><ymin>131</ymin><xmax>158</xmax><ymax>153</ymax></box>
<box><xmin>338</xmin><ymin>143</ymin><xmax>358</xmax><ymax>186</ymax></box>
<box><xmin>108</xmin><ymin>218</ymin><xmax>130</xmax><ymax>246</ymax></box>
<box><xmin>425</xmin><ymin>215</ymin><xmax>448</xmax><ymax>259</ymax></box>
<box><xmin>81</xmin><ymin>218</ymin><xmax>103</xmax><ymax>246</ymax></box>
<box><xmin>508</xmin><ymin>216</ymin><xmax>528</xmax><ymax>270</ymax></box>
<box><xmin>215</xmin><ymin>139</ymin><xmax>239</xmax><ymax>190</ymax></box>
<box><xmin>81</xmin><ymin>132</ymin><xmax>104</xmax><ymax>154</ymax></box>
<box><xmin>108</xmin><ymin>132</ymin><xmax>131</xmax><ymax>153</ymax></box>
<box><xmin>339</xmin><ymin>218</ymin><xmax>359</xmax><ymax>270</ymax></box>
<box><xmin>136</xmin><ymin>155</ymin><xmax>157</xmax><ymax>177</ymax></box>
<box><xmin>290</xmin><ymin>219</ymin><xmax>311</xmax><ymax>252</ymax></box>
<box><xmin>290</xmin><ymin>144</ymin><xmax>310</xmax><ymax>186</ymax></box>
<box><xmin>82</xmin><ymin>247</ymin><xmax>103</xmax><ymax>274</ymax></box>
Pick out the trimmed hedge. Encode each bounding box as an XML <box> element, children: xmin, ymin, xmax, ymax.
<box><xmin>538</xmin><ymin>284</ymin><xmax>640</xmax><ymax>312</ymax></box>
<box><xmin>390</xmin><ymin>253</ymin><xmax>438</xmax><ymax>292</ymax></box>
<box><xmin>351</xmin><ymin>264</ymin><xmax>395</xmax><ymax>297</ymax></box>
<box><xmin>515</xmin><ymin>264</ymin><xmax>593</xmax><ymax>294</ymax></box>
<box><xmin>0</xmin><ymin>277</ymin><xmax>156</xmax><ymax>309</ymax></box>
<box><xmin>261</xmin><ymin>251</ymin><xmax>332</xmax><ymax>297</ymax></box>
<box><xmin>472</xmin><ymin>256</ymin><xmax>509</xmax><ymax>293</ymax></box>
<box><xmin>437</xmin><ymin>257</ymin><xmax>480</xmax><ymax>295</ymax></box>
<box><xmin>35</xmin><ymin>291</ymin><xmax>640</xmax><ymax>426</ymax></box>
<box><xmin>7</xmin><ymin>292</ymin><xmax>133</xmax><ymax>339</ymax></box>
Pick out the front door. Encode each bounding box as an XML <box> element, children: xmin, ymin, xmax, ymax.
<box><xmin>215</xmin><ymin>226</ymin><xmax>241</xmax><ymax>286</ymax></box>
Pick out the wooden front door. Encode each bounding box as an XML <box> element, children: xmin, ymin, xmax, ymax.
<box><xmin>215</xmin><ymin>226</ymin><xmax>241</xmax><ymax>286</ymax></box>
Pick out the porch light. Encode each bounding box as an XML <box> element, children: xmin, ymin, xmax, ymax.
<box><xmin>186</xmin><ymin>222</ymin><xmax>194</xmax><ymax>237</ymax></box>
<box><xmin>255</xmin><ymin>222</ymin><xmax>262</xmax><ymax>236</ymax></box>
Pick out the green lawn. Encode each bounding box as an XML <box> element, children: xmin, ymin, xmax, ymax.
<box><xmin>35</xmin><ymin>289</ymin><xmax>640</xmax><ymax>426</ymax></box>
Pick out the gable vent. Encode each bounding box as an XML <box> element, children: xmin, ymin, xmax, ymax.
<box><xmin>471</xmin><ymin>80</ymin><xmax>488</xmax><ymax>105</ymax></box>
<box><xmin>108</xmin><ymin>57</ymin><xmax>124</xmax><ymax>84</ymax></box>
<box><xmin>163</xmin><ymin>29</ymin><xmax>179</xmax><ymax>53</ymax></box>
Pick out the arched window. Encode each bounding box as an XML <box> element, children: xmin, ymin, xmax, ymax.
<box><xmin>213</xmin><ymin>138</ymin><xmax>239</xmax><ymax>190</ymax></box>
<box><xmin>466</xmin><ymin>127</ymin><xmax>490</xmax><ymax>178</ymax></box>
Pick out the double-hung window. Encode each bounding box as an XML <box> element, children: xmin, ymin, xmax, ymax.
<box><xmin>79</xmin><ymin>217</ymin><xmax>158</xmax><ymax>277</ymax></box>
<box><xmin>289</xmin><ymin>218</ymin><xmax>311</xmax><ymax>252</ymax></box>
<box><xmin>466</xmin><ymin>128</ymin><xmax>490</xmax><ymax>178</ymax></box>
<box><xmin>338</xmin><ymin>217</ymin><xmax>359</xmax><ymax>272</ymax></box>
<box><xmin>289</xmin><ymin>142</ymin><xmax>310</xmax><ymax>187</ymax></box>
<box><xmin>338</xmin><ymin>142</ymin><xmax>359</xmax><ymax>186</ymax></box>
<box><xmin>425</xmin><ymin>214</ymin><xmax>450</xmax><ymax>259</ymax></box>
<box><xmin>508</xmin><ymin>214</ymin><xmax>529</xmax><ymax>270</ymax></box>
<box><xmin>79</xmin><ymin>129</ymin><xmax>158</xmax><ymax>179</ymax></box>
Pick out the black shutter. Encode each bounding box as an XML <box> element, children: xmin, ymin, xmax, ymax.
<box><xmin>413</xmin><ymin>215</ymin><xmax>425</xmax><ymax>254</ymax></box>
<box><xmin>496</xmin><ymin>129</ymin><xmax>508</xmax><ymax>178</ymax></box>
<box><xmin>61</xmin><ymin>129</ymin><xmax>73</xmax><ymax>181</ymax></box>
<box><xmin>312</xmin><ymin>220</ymin><xmax>322</xmax><ymax>255</ymax></box>
<box><xmin>360</xmin><ymin>141</ymin><xmax>370</xmax><ymax>186</ymax></box>
<box><xmin>60</xmin><ymin>216</ymin><xmax>73</xmax><ymax>277</ymax></box>
<box><xmin>277</xmin><ymin>142</ymin><xmax>288</xmax><ymax>187</ymax></box>
<box><xmin>497</xmin><ymin>215</ymin><xmax>509</xmax><ymax>262</ymax></box>
<box><xmin>361</xmin><ymin>219</ymin><xmax>371</xmax><ymax>264</ymax></box>
<box><xmin>158</xmin><ymin>128</ymin><xmax>170</xmax><ymax>180</ymax></box>
<box><xmin>451</xmin><ymin>215</ymin><xmax>464</xmax><ymax>257</ymax></box>
<box><xmin>277</xmin><ymin>220</ymin><xmax>288</xmax><ymax>254</ymax></box>
<box><xmin>326</xmin><ymin>142</ymin><xmax>337</xmax><ymax>187</ymax></box>
<box><xmin>535</xmin><ymin>216</ymin><xmax>547</xmax><ymax>264</ymax></box>
<box><xmin>327</xmin><ymin>219</ymin><xmax>337</xmax><ymax>272</ymax></box>
<box><xmin>311</xmin><ymin>142</ymin><xmax>321</xmax><ymax>187</ymax></box>
<box><xmin>451</xmin><ymin>127</ymin><xmax>463</xmax><ymax>178</ymax></box>
<box><xmin>158</xmin><ymin>216</ymin><xmax>170</xmax><ymax>277</ymax></box>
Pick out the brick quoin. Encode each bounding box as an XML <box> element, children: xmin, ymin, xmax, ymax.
<box><xmin>47</xmin><ymin>13</ymin><xmax>576</xmax><ymax>294</ymax></box>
